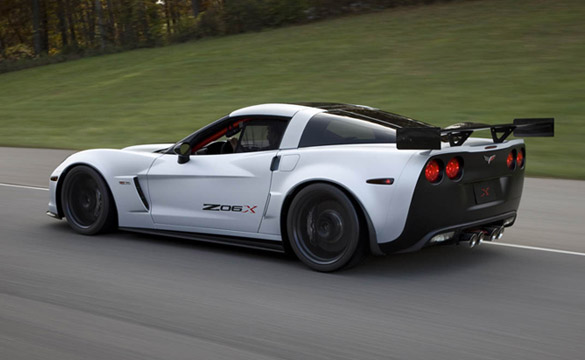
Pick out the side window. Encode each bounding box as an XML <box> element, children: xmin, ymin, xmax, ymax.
<box><xmin>192</xmin><ymin>117</ymin><xmax>289</xmax><ymax>155</ymax></box>
<box><xmin>192</xmin><ymin>119</ymin><xmax>245</xmax><ymax>155</ymax></box>
<box><xmin>236</xmin><ymin>120</ymin><xmax>288</xmax><ymax>153</ymax></box>
<box><xmin>327</xmin><ymin>119</ymin><xmax>378</xmax><ymax>140</ymax></box>
<box><xmin>299</xmin><ymin>113</ymin><xmax>396</xmax><ymax>148</ymax></box>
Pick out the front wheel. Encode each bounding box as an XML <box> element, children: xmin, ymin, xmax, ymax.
<box><xmin>61</xmin><ymin>165</ymin><xmax>117</xmax><ymax>235</ymax></box>
<box><xmin>286</xmin><ymin>184</ymin><xmax>366</xmax><ymax>272</ymax></box>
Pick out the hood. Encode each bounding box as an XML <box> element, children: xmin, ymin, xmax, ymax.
<box><xmin>121</xmin><ymin>143</ymin><xmax>174</xmax><ymax>153</ymax></box>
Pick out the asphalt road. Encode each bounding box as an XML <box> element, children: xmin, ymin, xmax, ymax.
<box><xmin>1</xmin><ymin>147</ymin><xmax>584</xmax><ymax>359</ymax></box>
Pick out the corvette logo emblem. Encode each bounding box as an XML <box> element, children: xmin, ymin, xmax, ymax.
<box><xmin>483</xmin><ymin>154</ymin><xmax>496</xmax><ymax>164</ymax></box>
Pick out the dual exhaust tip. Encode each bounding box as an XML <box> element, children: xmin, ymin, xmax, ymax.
<box><xmin>461</xmin><ymin>226</ymin><xmax>505</xmax><ymax>248</ymax></box>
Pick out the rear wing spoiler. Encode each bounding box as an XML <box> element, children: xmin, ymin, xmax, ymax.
<box><xmin>396</xmin><ymin>118</ymin><xmax>554</xmax><ymax>150</ymax></box>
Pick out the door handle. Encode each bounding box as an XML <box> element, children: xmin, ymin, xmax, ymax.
<box><xmin>270</xmin><ymin>156</ymin><xmax>280</xmax><ymax>171</ymax></box>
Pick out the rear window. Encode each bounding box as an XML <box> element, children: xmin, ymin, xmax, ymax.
<box><xmin>299</xmin><ymin>113</ymin><xmax>396</xmax><ymax>148</ymax></box>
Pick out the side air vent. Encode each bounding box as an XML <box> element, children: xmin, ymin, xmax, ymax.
<box><xmin>133</xmin><ymin>177</ymin><xmax>150</xmax><ymax>210</ymax></box>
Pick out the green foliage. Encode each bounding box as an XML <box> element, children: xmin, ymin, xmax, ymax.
<box><xmin>194</xmin><ymin>4</ymin><xmax>226</xmax><ymax>37</ymax></box>
<box><xmin>169</xmin><ymin>16</ymin><xmax>199</xmax><ymax>42</ymax></box>
<box><xmin>171</xmin><ymin>0</ymin><xmax>306</xmax><ymax>42</ymax></box>
<box><xmin>170</xmin><ymin>3</ymin><xmax>225</xmax><ymax>42</ymax></box>
<box><xmin>306</xmin><ymin>0</ymin><xmax>457</xmax><ymax>18</ymax></box>
<box><xmin>222</xmin><ymin>0</ymin><xmax>307</xmax><ymax>32</ymax></box>
<box><xmin>222</xmin><ymin>0</ymin><xmax>266</xmax><ymax>33</ymax></box>
<box><xmin>261</xmin><ymin>0</ymin><xmax>307</xmax><ymax>27</ymax></box>
<box><xmin>145</xmin><ymin>1</ymin><xmax>166</xmax><ymax>46</ymax></box>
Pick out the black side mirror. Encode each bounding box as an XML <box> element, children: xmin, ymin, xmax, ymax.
<box><xmin>173</xmin><ymin>142</ymin><xmax>191</xmax><ymax>164</ymax></box>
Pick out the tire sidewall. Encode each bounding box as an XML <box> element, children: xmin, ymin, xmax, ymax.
<box><xmin>287</xmin><ymin>183</ymin><xmax>361</xmax><ymax>272</ymax></box>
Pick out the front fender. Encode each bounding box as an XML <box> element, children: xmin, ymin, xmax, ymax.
<box><xmin>49</xmin><ymin>149</ymin><xmax>162</xmax><ymax>228</ymax></box>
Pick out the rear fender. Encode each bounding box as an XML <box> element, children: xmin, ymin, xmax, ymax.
<box><xmin>259</xmin><ymin>146</ymin><xmax>421</xmax><ymax>255</ymax></box>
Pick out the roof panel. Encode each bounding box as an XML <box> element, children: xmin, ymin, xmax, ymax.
<box><xmin>230</xmin><ymin>104</ymin><xmax>309</xmax><ymax>118</ymax></box>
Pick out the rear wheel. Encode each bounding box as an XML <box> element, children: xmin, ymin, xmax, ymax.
<box><xmin>61</xmin><ymin>166</ymin><xmax>117</xmax><ymax>235</ymax></box>
<box><xmin>287</xmin><ymin>183</ymin><xmax>365</xmax><ymax>272</ymax></box>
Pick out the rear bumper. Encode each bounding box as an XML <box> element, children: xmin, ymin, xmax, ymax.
<box><xmin>379</xmin><ymin>211</ymin><xmax>517</xmax><ymax>254</ymax></box>
<box><xmin>378</xmin><ymin>145</ymin><xmax>525</xmax><ymax>254</ymax></box>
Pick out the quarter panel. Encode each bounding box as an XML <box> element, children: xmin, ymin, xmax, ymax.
<box><xmin>259</xmin><ymin>145</ymin><xmax>420</xmax><ymax>252</ymax></box>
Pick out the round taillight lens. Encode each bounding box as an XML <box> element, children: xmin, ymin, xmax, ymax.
<box><xmin>425</xmin><ymin>159</ymin><xmax>441</xmax><ymax>183</ymax></box>
<box><xmin>446</xmin><ymin>157</ymin><xmax>462</xmax><ymax>180</ymax></box>
<box><xmin>507</xmin><ymin>151</ymin><xmax>516</xmax><ymax>170</ymax></box>
<box><xmin>517</xmin><ymin>148</ymin><xmax>525</xmax><ymax>168</ymax></box>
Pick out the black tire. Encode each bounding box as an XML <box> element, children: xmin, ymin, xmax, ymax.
<box><xmin>286</xmin><ymin>183</ymin><xmax>366</xmax><ymax>272</ymax></box>
<box><xmin>60</xmin><ymin>165</ymin><xmax>117</xmax><ymax>235</ymax></box>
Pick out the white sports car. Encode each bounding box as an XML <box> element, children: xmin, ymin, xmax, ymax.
<box><xmin>47</xmin><ymin>103</ymin><xmax>554</xmax><ymax>271</ymax></box>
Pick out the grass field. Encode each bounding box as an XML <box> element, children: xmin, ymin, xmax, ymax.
<box><xmin>0</xmin><ymin>0</ymin><xmax>584</xmax><ymax>178</ymax></box>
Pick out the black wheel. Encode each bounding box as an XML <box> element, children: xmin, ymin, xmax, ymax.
<box><xmin>287</xmin><ymin>183</ymin><xmax>366</xmax><ymax>272</ymax></box>
<box><xmin>60</xmin><ymin>165</ymin><xmax>117</xmax><ymax>235</ymax></box>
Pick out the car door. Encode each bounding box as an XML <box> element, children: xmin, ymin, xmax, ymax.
<box><xmin>146</xmin><ymin>118</ymin><xmax>287</xmax><ymax>235</ymax></box>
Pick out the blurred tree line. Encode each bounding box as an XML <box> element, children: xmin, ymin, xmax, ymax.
<box><xmin>0</xmin><ymin>0</ymin><xmax>456</xmax><ymax>71</ymax></box>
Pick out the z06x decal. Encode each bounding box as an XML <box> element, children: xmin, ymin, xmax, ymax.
<box><xmin>203</xmin><ymin>204</ymin><xmax>257</xmax><ymax>214</ymax></box>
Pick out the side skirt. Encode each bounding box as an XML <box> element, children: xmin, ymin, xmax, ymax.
<box><xmin>119</xmin><ymin>227</ymin><xmax>285</xmax><ymax>253</ymax></box>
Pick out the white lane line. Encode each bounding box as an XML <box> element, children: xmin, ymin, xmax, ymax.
<box><xmin>484</xmin><ymin>241</ymin><xmax>585</xmax><ymax>257</ymax></box>
<box><xmin>0</xmin><ymin>183</ymin><xmax>49</xmax><ymax>191</ymax></box>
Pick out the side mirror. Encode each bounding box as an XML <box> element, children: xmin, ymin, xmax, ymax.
<box><xmin>173</xmin><ymin>142</ymin><xmax>191</xmax><ymax>164</ymax></box>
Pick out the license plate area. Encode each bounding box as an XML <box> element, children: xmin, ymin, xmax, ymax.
<box><xmin>473</xmin><ymin>180</ymin><xmax>500</xmax><ymax>204</ymax></box>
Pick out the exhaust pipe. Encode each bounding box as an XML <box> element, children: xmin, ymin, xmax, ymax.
<box><xmin>459</xmin><ymin>225</ymin><xmax>505</xmax><ymax>248</ymax></box>
<box><xmin>469</xmin><ymin>234</ymin><xmax>480</xmax><ymax>248</ymax></box>
<box><xmin>483</xmin><ymin>226</ymin><xmax>505</xmax><ymax>241</ymax></box>
<box><xmin>497</xmin><ymin>226</ymin><xmax>505</xmax><ymax>240</ymax></box>
<box><xmin>460</xmin><ymin>231</ymin><xmax>485</xmax><ymax>248</ymax></box>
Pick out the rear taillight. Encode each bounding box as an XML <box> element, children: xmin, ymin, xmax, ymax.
<box><xmin>425</xmin><ymin>159</ymin><xmax>442</xmax><ymax>183</ymax></box>
<box><xmin>507</xmin><ymin>150</ymin><xmax>516</xmax><ymax>170</ymax></box>
<box><xmin>517</xmin><ymin>148</ymin><xmax>525</xmax><ymax>168</ymax></box>
<box><xmin>446</xmin><ymin>157</ymin><xmax>463</xmax><ymax>180</ymax></box>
